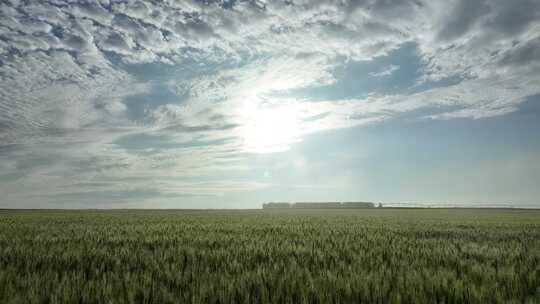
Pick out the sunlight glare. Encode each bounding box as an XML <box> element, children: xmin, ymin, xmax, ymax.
<box><xmin>240</xmin><ymin>101</ymin><xmax>301</xmax><ymax>153</ymax></box>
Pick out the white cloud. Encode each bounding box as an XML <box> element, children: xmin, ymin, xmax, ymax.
<box><xmin>1</xmin><ymin>0</ymin><xmax>540</xmax><ymax>206</ymax></box>
<box><xmin>369</xmin><ymin>64</ymin><xmax>400</xmax><ymax>77</ymax></box>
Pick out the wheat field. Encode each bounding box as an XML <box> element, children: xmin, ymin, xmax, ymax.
<box><xmin>0</xmin><ymin>208</ymin><xmax>539</xmax><ymax>303</ymax></box>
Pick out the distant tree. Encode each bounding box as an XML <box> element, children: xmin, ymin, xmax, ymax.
<box><xmin>378</xmin><ymin>203</ymin><xmax>383</xmax><ymax>208</ymax></box>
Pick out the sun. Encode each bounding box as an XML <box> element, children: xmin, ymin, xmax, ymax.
<box><xmin>239</xmin><ymin>101</ymin><xmax>301</xmax><ymax>153</ymax></box>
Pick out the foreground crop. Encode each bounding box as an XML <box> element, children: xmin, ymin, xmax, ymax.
<box><xmin>0</xmin><ymin>209</ymin><xmax>539</xmax><ymax>303</ymax></box>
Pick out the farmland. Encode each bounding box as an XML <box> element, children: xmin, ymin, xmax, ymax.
<box><xmin>0</xmin><ymin>208</ymin><xmax>539</xmax><ymax>303</ymax></box>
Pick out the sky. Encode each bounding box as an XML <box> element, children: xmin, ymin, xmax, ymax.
<box><xmin>1</xmin><ymin>0</ymin><xmax>540</xmax><ymax>208</ymax></box>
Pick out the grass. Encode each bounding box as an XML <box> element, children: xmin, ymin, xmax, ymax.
<box><xmin>0</xmin><ymin>208</ymin><xmax>539</xmax><ymax>303</ymax></box>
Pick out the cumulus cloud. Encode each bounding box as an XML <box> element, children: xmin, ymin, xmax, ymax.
<box><xmin>1</xmin><ymin>0</ymin><xmax>539</xmax><ymax>206</ymax></box>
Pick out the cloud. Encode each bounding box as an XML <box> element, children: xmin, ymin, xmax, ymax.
<box><xmin>1</xmin><ymin>0</ymin><xmax>540</xmax><ymax>206</ymax></box>
<box><xmin>498</xmin><ymin>37</ymin><xmax>540</xmax><ymax>68</ymax></box>
<box><xmin>436</xmin><ymin>0</ymin><xmax>490</xmax><ymax>41</ymax></box>
<box><xmin>369</xmin><ymin>64</ymin><xmax>400</xmax><ymax>77</ymax></box>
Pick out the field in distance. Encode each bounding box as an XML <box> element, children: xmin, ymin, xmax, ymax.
<box><xmin>0</xmin><ymin>208</ymin><xmax>539</xmax><ymax>303</ymax></box>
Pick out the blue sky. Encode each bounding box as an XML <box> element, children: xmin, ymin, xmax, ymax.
<box><xmin>0</xmin><ymin>0</ymin><xmax>539</xmax><ymax>208</ymax></box>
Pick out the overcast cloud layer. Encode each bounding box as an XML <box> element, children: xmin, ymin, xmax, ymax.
<box><xmin>1</xmin><ymin>0</ymin><xmax>539</xmax><ymax>207</ymax></box>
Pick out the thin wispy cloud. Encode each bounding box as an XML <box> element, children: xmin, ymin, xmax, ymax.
<box><xmin>369</xmin><ymin>65</ymin><xmax>400</xmax><ymax>77</ymax></box>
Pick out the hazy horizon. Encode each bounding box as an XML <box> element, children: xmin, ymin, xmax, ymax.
<box><xmin>1</xmin><ymin>0</ymin><xmax>540</xmax><ymax>208</ymax></box>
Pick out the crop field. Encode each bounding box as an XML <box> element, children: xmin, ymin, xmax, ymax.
<box><xmin>0</xmin><ymin>209</ymin><xmax>539</xmax><ymax>303</ymax></box>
